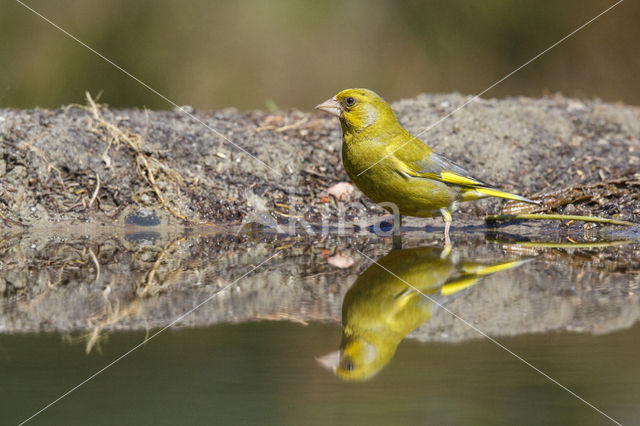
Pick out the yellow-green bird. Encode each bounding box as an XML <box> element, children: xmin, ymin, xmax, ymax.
<box><xmin>316</xmin><ymin>88</ymin><xmax>539</xmax><ymax>243</ymax></box>
<box><xmin>317</xmin><ymin>245</ymin><xmax>529</xmax><ymax>381</ymax></box>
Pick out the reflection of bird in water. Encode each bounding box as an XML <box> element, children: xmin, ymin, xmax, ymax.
<box><xmin>318</xmin><ymin>246</ymin><xmax>528</xmax><ymax>381</ymax></box>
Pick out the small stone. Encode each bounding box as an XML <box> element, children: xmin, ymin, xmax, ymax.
<box><xmin>567</xmin><ymin>100</ymin><xmax>586</xmax><ymax>112</ymax></box>
<box><xmin>564</xmin><ymin>204</ymin><xmax>577</xmax><ymax>214</ymax></box>
<box><xmin>174</xmin><ymin>105</ymin><xmax>195</xmax><ymax>114</ymax></box>
<box><xmin>327</xmin><ymin>182</ymin><xmax>355</xmax><ymax>201</ymax></box>
<box><xmin>328</xmin><ymin>254</ymin><xmax>354</xmax><ymax>269</ymax></box>
<box><xmin>124</xmin><ymin>209</ymin><xmax>161</xmax><ymax>226</ymax></box>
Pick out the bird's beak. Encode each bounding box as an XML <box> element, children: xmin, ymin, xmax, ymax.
<box><xmin>316</xmin><ymin>351</ymin><xmax>340</xmax><ymax>373</ymax></box>
<box><xmin>315</xmin><ymin>97</ymin><xmax>341</xmax><ymax>117</ymax></box>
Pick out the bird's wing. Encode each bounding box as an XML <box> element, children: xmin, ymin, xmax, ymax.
<box><xmin>397</xmin><ymin>150</ymin><xmax>490</xmax><ymax>188</ymax></box>
<box><xmin>395</xmin><ymin>150</ymin><xmax>540</xmax><ymax>204</ymax></box>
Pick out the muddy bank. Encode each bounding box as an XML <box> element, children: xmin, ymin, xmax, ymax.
<box><xmin>1</xmin><ymin>93</ymin><xmax>639</xmax><ymax>229</ymax></box>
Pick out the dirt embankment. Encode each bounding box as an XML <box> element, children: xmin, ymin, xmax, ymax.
<box><xmin>1</xmin><ymin>93</ymin><xmax>639</xmax><ymax>229</ymax></box>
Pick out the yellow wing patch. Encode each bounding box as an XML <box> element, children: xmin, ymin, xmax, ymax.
<box><xmin>440</xmin><ymin>277</ymin><xmax>479</xmax><ymax>296</ymax></box>
<box><xmin>438</xmin><ymin>171</ymin><xmax>484</xmax><ymax>187</ymax></box>
<box><xmin>397</xmin><ymin>163</ymin><xmax>480</xmax><ymax>185</ymax></box>
<box><xmin>395</xmin><ymin>161</ymin><xmax>481</xmax><ymax>186</ymax></box>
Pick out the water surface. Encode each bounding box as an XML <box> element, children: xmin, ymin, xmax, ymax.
<box><xmin>1</xmin><ymin>224</ymin><xmax>639</xmax><ymax>424</ymax></box>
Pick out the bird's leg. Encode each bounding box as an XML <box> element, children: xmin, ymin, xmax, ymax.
<box><xmin>440</xmin><ymin>208</ymin><xmax>452</xmax><ymax>246</ymax></box>
<box><xmin>392</xmin><ymin>213</ymin><xmax>402</xmax><ymax>235</ymax></box>
<box><xmin>391</xmin><ymin>214</ymin><xmax>403</xmax><ymax>250</ymax></box>
<box><xmin>392</xmin><ymin>234</ymin><xmax>403</xmax><ymax>250</ymax></box>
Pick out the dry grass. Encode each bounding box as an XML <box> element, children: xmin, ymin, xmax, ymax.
<box><xmin>83</xmin><ymin>92</ymin><xmax>190</xmax><ymax>221</ymax></box>
<box><xmin>136</xmin><ymin>237</ymin><xmax>186</xmax><ymax>297</ymax></box>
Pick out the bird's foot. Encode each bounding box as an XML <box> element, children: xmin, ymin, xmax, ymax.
<box><xmin>440</xmin><ymin>243</ymin><xmax>452</xmax><ymax>259</ymax></box>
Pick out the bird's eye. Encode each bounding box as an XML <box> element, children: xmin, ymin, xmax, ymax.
<box><xmin>341</xmin><ymin>359</ymin><xmax>355</xmax><ymax>371</ymax></box>
<box><xmin>345</xmin><ymin>96</ymin><xmax>356</xmax><ymax>107</ymax></box>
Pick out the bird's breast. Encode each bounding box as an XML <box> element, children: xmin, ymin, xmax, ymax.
<box><xmin>341</xmin><ymin>137</ymin><xmax>458</xmax><ymax>217</ymax></box>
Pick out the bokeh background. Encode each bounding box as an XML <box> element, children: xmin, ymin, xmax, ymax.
<box><xmin>1</xmin><ymin>0</ymin><xmax>638</xmax><ymax>111</ymax></box>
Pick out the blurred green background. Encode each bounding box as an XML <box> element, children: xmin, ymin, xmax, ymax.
<box><xmin>1</xmin><ymin>0</ymin><xmax>638</xmax><ymax>110</ymax></box>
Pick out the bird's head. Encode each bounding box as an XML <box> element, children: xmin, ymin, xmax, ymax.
<box><xmin>316</xmin><ymin>332</ymin><xmax>396</xmax><ymax>382</ymax></box>
<box><xmin>316</xmin><ymin>88</ymin><xmax>398</xmax><ymax>133</ymax></box>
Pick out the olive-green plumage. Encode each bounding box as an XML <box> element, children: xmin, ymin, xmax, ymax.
<box><xmin>316</xmin><ymin>246</ymin><xmax>528</xmax><ymax>381</ymax></box>
<box><xmin>316</xmin><ymin>88</ymin><xmax>539</xmax><ymax>241</ymax></box>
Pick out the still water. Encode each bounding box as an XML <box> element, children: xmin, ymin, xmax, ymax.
<box><xmin>1</xmin><ymin>223</ymin><xmax>639</xmax><ymax>425</ymax></box>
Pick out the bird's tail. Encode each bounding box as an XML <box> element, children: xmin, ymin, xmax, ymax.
<box><xmin>472</xmin><ymin>187</ymin><xmax>540</xmax><ymax>205</ymax></box>
<box><xmin>440</xmin><ymin>258</ymin><xmax>532</xmax><ymax>296</ymax></box>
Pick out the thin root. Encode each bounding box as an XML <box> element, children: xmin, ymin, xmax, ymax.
<box><xmin>88</xmin><ymin>172</ymin><xmax>100</xmax><ymax>209</ymax></box>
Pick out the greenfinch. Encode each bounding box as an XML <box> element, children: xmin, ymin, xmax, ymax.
<box><xmin>317</xmin><ymin>246</ymin><xmax>528</xmax><ymax>381</ymax></box>
<box><xmin>316</xmin><ymin>88</ymin><xmax>539</xmax><ymax>243</ymax></box>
